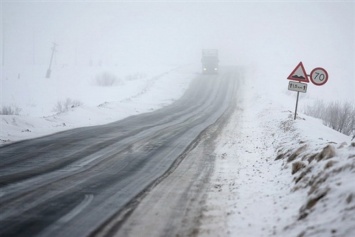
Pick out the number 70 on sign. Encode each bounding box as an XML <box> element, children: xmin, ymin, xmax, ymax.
<box><xmin>310</xmin><ymin>67</ymin><xmax>328</xmax><ymax>86</ymax></box>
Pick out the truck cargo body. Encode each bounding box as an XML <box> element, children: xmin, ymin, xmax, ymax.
<box><xmin>201</xmin><ymin>49</ymin><xmax>219</xmax><ymax>74</ymax></box>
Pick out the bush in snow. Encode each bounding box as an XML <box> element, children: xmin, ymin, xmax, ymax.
<box><xmin>53</xmin><ymin>98</ymin><xmax>82</xmax><ymax>114</ymax></box>
<box><xmin>95</xmin><ymin>72</ymin><xmax>120</xmax><ymax>86</ymax></box>
<box><xmin>304</xmin><ymin>100</ymin><xmax>355</xmax><ymax>136</ymax></box>
<box><xmin>0</xmin><ymin>106</ymin><xmax>21</xmax><ymax>115</ymax></box>
<box><xmin>125</xmin><ymin>73</ymin><xmax>146</xmax><ymax>81</ymax></box>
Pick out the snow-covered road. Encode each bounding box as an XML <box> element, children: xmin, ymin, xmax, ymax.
<box><xmin>0</xmin><ymin>66</ymin><xmax>239</xmax><ymax>237</ymax></box>
<box><xmin>1</xmin><ymin>64</ymin><xmax>354</xmax><ymax>237</ymax></box>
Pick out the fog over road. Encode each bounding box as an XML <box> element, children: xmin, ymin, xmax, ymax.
<box><xmin>0</xmin><ymin>67</ymin><xmax>240</xmax><ymax>237</ymax></box>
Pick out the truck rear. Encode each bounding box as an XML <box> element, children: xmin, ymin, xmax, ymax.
<box><xmin>201</xmin><ymin>49</ymin><xmax>219</xmax><ymax>74</ymax></box>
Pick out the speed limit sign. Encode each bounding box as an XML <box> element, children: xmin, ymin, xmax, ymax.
<box><xmin>310</xmin><ymin>67</ymin><xmax>328</xmax><ymax>86</ymax></box>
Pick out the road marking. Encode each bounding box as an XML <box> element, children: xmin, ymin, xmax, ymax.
<box><xmin>59</xmin><ymin>194</ymin><xmax>94</xmax><ymax>223</ymax></box>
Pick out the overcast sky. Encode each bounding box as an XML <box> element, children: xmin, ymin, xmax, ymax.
<box><xmin>1</xmin><ymin>0</ymin><xmax>354</xmax><ymax>100</ymax></box>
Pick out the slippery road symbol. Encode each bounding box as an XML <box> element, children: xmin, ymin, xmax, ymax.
<box><xmin>287</xmin><ymin>62</ymin><xmax>310</xmax><ymax>83</ymax></box>
<box><xmin>292</xmin><ymin>74</ymin><xmax>305</xmax><ymax>79</ymax></box>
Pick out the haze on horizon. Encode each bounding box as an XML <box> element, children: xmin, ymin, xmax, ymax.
<box><xmin>1</xmin><ymin>0</ymin><xmax>354</xmax><ymax>101</ymax></box>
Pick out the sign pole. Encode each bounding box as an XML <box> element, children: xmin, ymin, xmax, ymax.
<box><xmin>294</xmin><ymin>91</ymin><xmax>300</xmax><ymax>120</ymax></box>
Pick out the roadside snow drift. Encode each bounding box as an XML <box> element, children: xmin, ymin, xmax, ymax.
<box><xmin>198</xmin><ymin>67</ymin><xmax>355</xmax><ymax>237</ymax></box>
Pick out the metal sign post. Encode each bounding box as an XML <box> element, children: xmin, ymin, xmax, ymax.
<box><xmin>294</xmin><ymin>91</ymin><xmax>300</xmax><ymax>120</ymax></box>
<box><xmin>288</xmin><ymin>81</ymin><xmax>307</xmax><ymax>120</ymax></box>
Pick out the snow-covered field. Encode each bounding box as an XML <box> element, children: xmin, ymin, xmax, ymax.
<box><xmin>0</xmin><ymin>64</ymin><xmax>194</xmax><ymax>143</ymax></box>
<box><xmin>1</xmin><ymin>64</ymin><xmax>354</xmax><ymax>236</ymax></box>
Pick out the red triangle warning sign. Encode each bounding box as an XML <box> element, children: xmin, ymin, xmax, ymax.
<box><xmin>287</xmin><ymin>62</ymin><xmax>309</xmax><ymax>83</ymax></box>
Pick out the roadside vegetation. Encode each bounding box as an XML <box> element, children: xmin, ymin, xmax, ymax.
<box><xmin>0</xmin><ymin>106</ymin><xmax>21</xmax><ymax>115</ymax></box>
<box><xmin>304</xmin><ymin>100</ymin><xmax>355</xmax><ymax>136</ymax></box>
<box><xmin>53</xmin><ymin>98</ymin><xmax>82</xmax><ymax>114</ymax></box>
<box><xmin>95</xmin><ymin>72</ymin><xmax>120</xmax><ymax>86</ymax></box>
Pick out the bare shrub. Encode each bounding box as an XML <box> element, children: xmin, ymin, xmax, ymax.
<box><xmin>0</xmin><ymin>106</ymin><xmax>21</xmax><ymax>115</ymax></box>
<box><xmin>95</xmin><ymin>72</ymin><xmax>119</xmax><ymax>86</ymax></box>
<box><xmin>304</xmin><ymin>100</ymin><xmax>355</xmax><ymax>136</ymax></box>
<box><xmin>53</xmin><ymin>98</ymin><xmax>82</xmax><ymax>113</ymax></box>
<box><xmin>304</xmin><ymin>99</ymin><xmax>326</xmax><ymax>119</ymax></box>
<box><xmin>125</xmin><ymin>73</ymin><xmax>146</xmax><ymax>81</ymax></box>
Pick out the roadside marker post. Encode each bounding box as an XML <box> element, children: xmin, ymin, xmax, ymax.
<box><xmin>287</xmin><ymin>62</ymin><xmax>328</xmax><ymax>120</ymax></box>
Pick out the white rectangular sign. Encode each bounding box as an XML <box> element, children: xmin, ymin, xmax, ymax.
<box><xmin>288</xmin><ymin>81</ymin><xmax>307</xmax><ymax>93</ymax></box>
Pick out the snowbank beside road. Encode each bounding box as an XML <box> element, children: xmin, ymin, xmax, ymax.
<box><xmin>199</xmin><ymin>78</ymin><xmax>302</xmax><ymax>237</ymax></box>
<box><xmin>276</xmin><ymin>115</ymin><xmax>355</xmax><ymax>237</ymax></box>
<box><xmin>199</xmin><ymin>68</ymin><xmax>355</xmax><ymax>237</ymax></box>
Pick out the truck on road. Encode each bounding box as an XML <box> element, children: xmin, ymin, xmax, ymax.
<box><xmin>201</xmin><ymin>49</ymin><xmax>219</xmax><ymax>74</ymax></box>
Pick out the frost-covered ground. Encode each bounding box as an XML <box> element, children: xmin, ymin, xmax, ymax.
<box><xmin>0</xmin><ymin>64</ymin><xmax>194</xmax><ymax>143</ymax></box>
<box><xmin>1</xmin><ymin>64</ymin><xmax>354</xmax><ymax>236</ymax></box>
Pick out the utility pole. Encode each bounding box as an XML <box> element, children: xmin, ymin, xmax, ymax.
<box><xmin>1</xmin><ymin>37</ymin><xmax>4</xmax><ymax>67</ymax></box>
<box><xmin>46</xmin><ymin>43</ymin><xmax>57</xmax><ymax>78</ymax></box>
<box><xmin>32</xmin><ymin>30</ymin><xmax>35</xmax><ymax>65</ymax></box>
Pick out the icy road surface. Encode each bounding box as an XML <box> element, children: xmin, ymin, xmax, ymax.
<box><xmin>0</xmin><ymin>67</ymin><xmax>240</xmax><ymax>237</ymax></box>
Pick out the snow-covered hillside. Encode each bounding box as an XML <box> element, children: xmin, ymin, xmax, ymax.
<box><xmin>1</xmin><ymin>65</ymin><xmax>354</xmax><ymax>236</ymax></box>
